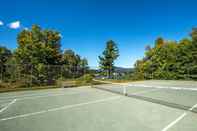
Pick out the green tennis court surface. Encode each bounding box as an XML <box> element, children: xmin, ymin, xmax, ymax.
<box><xmin>0</xmin><ymin>81</ymin><xmax>197</xmax><ymax>131</ymax></box>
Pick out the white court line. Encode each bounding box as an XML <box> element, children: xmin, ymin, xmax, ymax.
<box><xmin>161</xmin><ymin>103</ymin><xmax>197</xmax><ymax>131</ymax></box>
<box><xmin>0</xmin><ymin>99</ymin><xmax>17</xmax><ymax>113</ymax></box>
<box><xmin>0</xmin><ymin>92</ymin><xmax>66</xmax><ymax>100</ymax></box>
<box><xmin>129</xmin><ymin>84</ymin><xmax>197</xmax><ymax>91</ymax></box>
<box><xmin>16</xmin><ymin>92</ymin><xmax>79</xmax><ymax>101</ymax></box>
<box><xmin>161</xmin><ymin>113</ymin><xmax>187</xmax><ymax>131</ymax></box>
<box><xmin>189</xmin><ymin>103</ymin><xmax>197</xmax><ymax>111</ymax></box>
<box><xmin>0</xmin><ymin>96</ymin><xmax>121</xmax><ymax>122</ymax></box>
<box><xmin>0</xmin><ymin>92</ymin><xmax>81</xmax><ymax>102</ymax></box>
<box><xmin>93</xmin><ymin>80</ymin><xmax>161</xmax><ymax>95</ymax></box>
<box><xmin>132</xmin><ymin>88</ymin><xmax>161</xmax><ymax>95</ymax></box>
<box><xmin>0</xmin><ymin>87</ymin><xmax>92</xmax><ymax>101</ymax></box>
<box><xmin>93</xmin><ymin>79</ymin><xmax>197</xmax><ymax>91</ymax></box>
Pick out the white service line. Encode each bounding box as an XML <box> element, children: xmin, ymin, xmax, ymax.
<box><xmin>0</xmin><ymin>96</ymin><xmax>121</xmax><ymax>122</ymax></box>
<box><xmin>189</xmin><ymin>103</ymin><xmax>197</xmax><ymax>111</ymax></box>
<box><xmin>161</xmin><ymin>103</ymin><xmax>197</xmax><ymax>131</ymax></box>
<box><xmin>132</xmin><ymin>88</ymin><xmax>161</xmax><ymax>95</ymax></box>
<box><xmin>0</xmin><ymin>99</ymin><xmax>17</xmax><ymax>113</ymax></box>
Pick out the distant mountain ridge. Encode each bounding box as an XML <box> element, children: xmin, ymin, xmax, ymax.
<box><xmin>89</xmin><ymin>66</ymin><xmax>134</xmax><ymax>73</ymax></box>
<box><xmin>114</xmin><ymin>67</ymin><xmax>133</xmax><ymax>73</ymax></box>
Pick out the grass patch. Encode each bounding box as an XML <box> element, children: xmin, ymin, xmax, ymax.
<box><xmin>0</xmin><ymin>85</ymin><xmax>59</xmax><ymax>93</ymax></box>
<box><xmin>62</xmin><ymin>75</ymin><xmax>106</xmax><ymax>88</ymax></box>
<box><xmin>0</xmin><ymin>76</ymin><xmax>107</xmax><ymax>93</ymax></box>
<box><xmin>95</xmin><ymin>79</ymin><xmax>135</xmax><ymax>83</ymax></box>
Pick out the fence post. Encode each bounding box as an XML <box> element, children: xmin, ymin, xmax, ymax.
<box><xmin>60</xmin><ymin>65</ymin><xmax>63</xmax><ymax>88</ymax></box>
<box><xmin>60</xmin><ymin>65</ymin><xmax>63</xmax><ymax>81</ymax></box>
<box><xmin>0</xmin><ymin>65</ymin><xmax>2</xmax><ymax>82</ymax></box>
<box><xmin>30</xmin><ymin>64</ymin><xmax>33</xmax><ymax>88</ymax></box>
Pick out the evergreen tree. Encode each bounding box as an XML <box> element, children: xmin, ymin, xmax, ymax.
<box><xmin>0</xmin><ymin>46</ymin><xmax>12</xmax><ymax>66</ymax></box>
<box><xmin>99</xmin><ymin>40</ymin><xmax>119</xmax><ymax>78</ymax></box>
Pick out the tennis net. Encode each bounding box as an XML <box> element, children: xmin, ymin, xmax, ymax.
<box><xmin>92</xmin><ymin>83</ymin><xmax>197</xmax><ymax>113</ymax></box>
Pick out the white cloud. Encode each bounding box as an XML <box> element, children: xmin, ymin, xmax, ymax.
<box><xmin>59</xmin><ymin>33</ymin><xmax>63</xmax><ymax>38</ymax></box>
<box><xmin>8</xmin><ymin>21</ymin><xmax>20</xmax><ymax>29</ymax></box>
<box><xmin>0</xmin><ymin>20</ymin><xmax>3</xmax><ymax>26</ymax></box>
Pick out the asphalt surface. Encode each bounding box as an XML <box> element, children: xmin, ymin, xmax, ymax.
<box><xmin>0</xmin><ymin>83</ymin><xmax>196</xmax><ymax>131</ymax></box>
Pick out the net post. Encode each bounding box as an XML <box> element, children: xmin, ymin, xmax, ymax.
<box><xmin>123</xmin><ymin>85</ymin><xmax>127</xmax><ymax>96</ymax></box>
<box><xmin>90</xmin><ymin>83</ymin><xmax>93</xmax><ymax>88</ymax></box>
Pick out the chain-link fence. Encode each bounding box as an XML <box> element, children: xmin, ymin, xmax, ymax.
<box><xmin>0</xmin><ymin>64</ymin><xmax>88</xmax><ymax>88</ymax></box>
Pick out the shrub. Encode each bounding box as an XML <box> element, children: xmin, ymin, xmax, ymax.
<box><xmin>76</xmin><ymin>74</ymin><xmax>93</xmax><ymax>85</ymax></box>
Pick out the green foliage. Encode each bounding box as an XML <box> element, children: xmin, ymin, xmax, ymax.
<box><xmin>0</xmin><ymin>25</ymin><xmax>89</xmax><ymax>87</ymax></box>
<box><xmin>134</xmin><ymin>28</ymin><xmax>197</xmax><ymax>80</ymax></box>
<box><xmin>15</xmin><ymin>25</ymin><xmax>62</xmax><ymax>65</ymax></box>
<box><xmin>0</xmin><ymin>46</ymin><xmax>12</xmax><ymax>65</ymax></box>
<box><xmin>62</xmin><ymin>49</ymin><xmax>89</xmax><ymax>78</ymax></box>
<box><xmin>0</xmin><ymin>46</ymin><xmax>12</xmax><ymax>82</ymax></box>
<box><xmin>13</xmin><ymin>25</ymin><xmax>62</xmax><ymax>85</ymax></box>
<box><xmin>99</xmin><ymin>40</ymin><xmax>119</xmax><ymax>78</ymax></box>
<box><xmin>76</xmin><ymin>74</ymin><xmax>93</xmax><ymax>85</ymax></box>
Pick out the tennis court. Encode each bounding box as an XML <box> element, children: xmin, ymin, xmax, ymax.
<box><xmin>0</xmin><ymin>80</ymin><xmax>197</xmax><ymax>131</ymax></box>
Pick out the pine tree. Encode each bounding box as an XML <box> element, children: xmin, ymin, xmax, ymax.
<box><xmin>99</xmin><ymin>40</ymin><xmax>119</xmax><ymax>78</ymax></box>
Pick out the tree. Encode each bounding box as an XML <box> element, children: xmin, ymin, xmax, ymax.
<box><xmin>80</xmin><ymin>58</ymin><xmax>88</xmax><ymax>72</ymax></box>
<box><xmin>155</xmin><ymin>37</ymin><xmax>165</xmax><ymax>48</ymax></box>
<box><xmin>176</xmin><ymin>38</ymin><xmax>192</xmax><ymax>79</ymax></box>
<box><xmin>62</xmin><ymin>49</ymin><xmax>88</xmax><ymax>78</ymax></box>
<box><xmin>0</xmin><ymin>46</ymin><xmax>12</xmax><ymax>66</ymax></box>
<box><xmin>0</xmin><ymin>46</ymin><xmax>12</xmax><ymax>81</ymax></box>
<box><xmin>15</xmin><ymin>25</ymin><xmax>62</xmax><ymax>85</ymax></box>
<box><xmin>133</xmin><ymin>29</ymin><xmax>197</xmax><ymax>80</ymax></box>
<box><xmin>62</xmin><ymin>50</ymin><xmax>77</xmax><ymax>78</ymax></box>
<box><xmin>99</xmin><ymin>40</ymin><xmax>119</xmax><ymax>78</ymax></box>
<box><xmin>189</xmin><ymin>28</ymin><xmax>197</xmax><ymax>78</ymax></box>
<box><xmin>15</xmin><ymin>25</ymin><xmax>62</xmax><ymax>65</ymax></box>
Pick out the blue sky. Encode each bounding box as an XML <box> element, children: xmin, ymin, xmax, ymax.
<box><xmin>0</xmin><ymin>0</ymin><xmax>197</xmax><ymax>67</ymax></box>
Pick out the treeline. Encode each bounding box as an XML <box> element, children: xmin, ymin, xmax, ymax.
<box><xmin>133</xmin><ymin>28</ymin><xmax>197</xmax><ymax>80</ymax></box>
<box><xmin>0</xmin><ymin>25</ymin><xmax>88</xmax><ymax>87</ymax></box>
